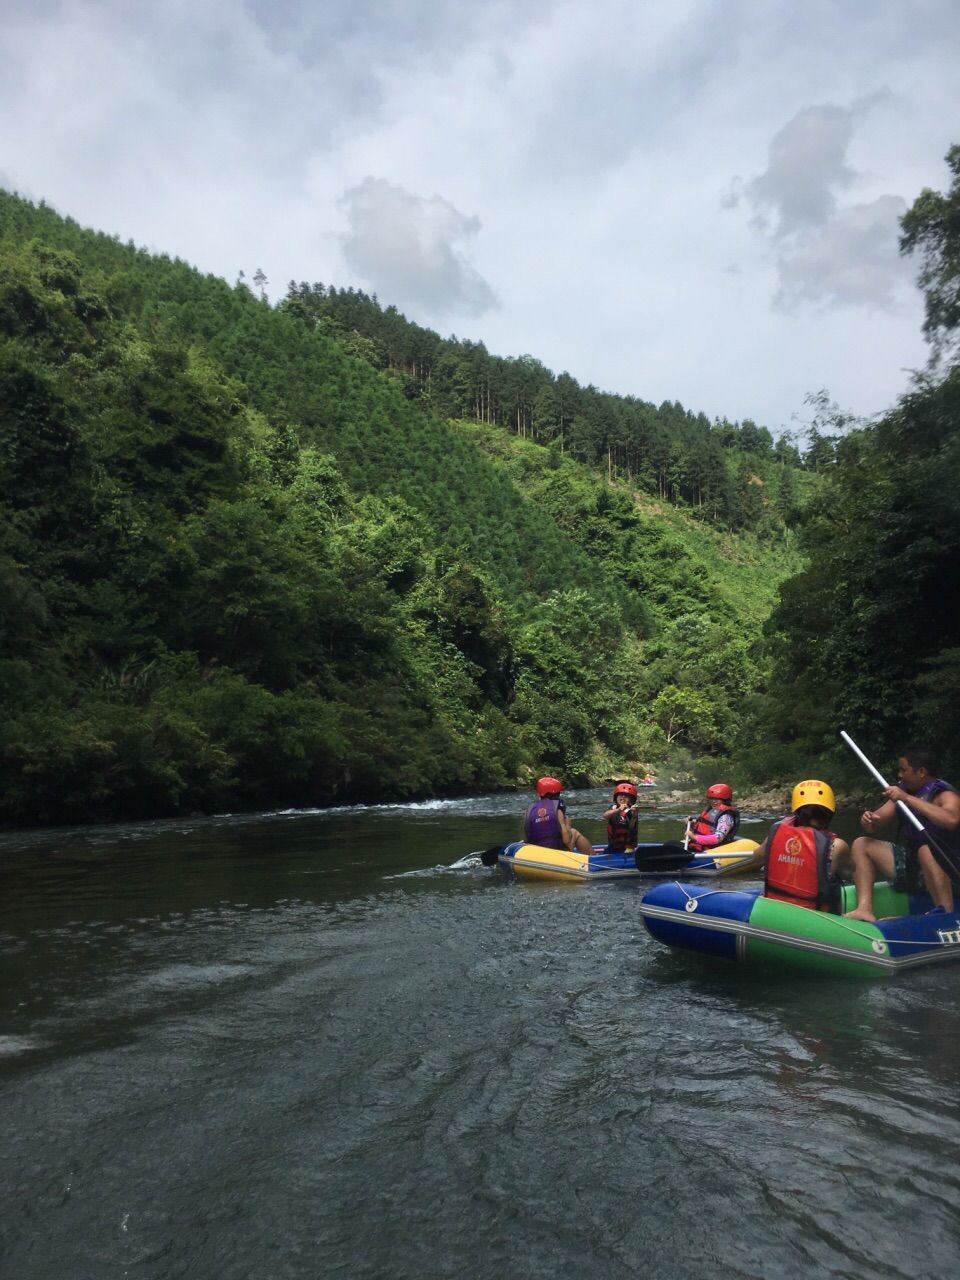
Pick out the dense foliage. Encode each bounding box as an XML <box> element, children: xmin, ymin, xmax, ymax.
<box><xmin>1</xmin><ymin>188</ymin><xmax>811</xmax><ymax>824</ymax></box>
<box><xmin>281</xmin><ymin>280</ymin><xmax>806</xmax><ymax>531</ymax></box>
<box><xmin>751</xmin><ymin>146</ymin><xmax>960</xmax><ymax>783</ymax></box>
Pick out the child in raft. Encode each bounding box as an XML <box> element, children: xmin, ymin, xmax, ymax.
<box><xmin>758</xmin><ymin>779</ymin><xmax>850</xmax><ymax>912</ymax></box>
<box><xmin>603</xmin><ymin>782</ymin><xmax>639</xmax><ymax>854</ymax></box>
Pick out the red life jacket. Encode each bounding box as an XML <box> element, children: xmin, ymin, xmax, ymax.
<box><xmin>763</xmin><ymin>819</ymin><xmax>837</xmax><ymax>911</ymax></box>
<box><xmin>606</xmin><ymin>808</ymin><xmax>638</xmax><ymax>852</ymax></box>
<box><xmin>690</xmin><ymin>802</ymin><xmax>740</xmax><ymax>849</ymax></box>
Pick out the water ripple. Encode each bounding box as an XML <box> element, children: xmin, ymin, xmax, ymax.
<box><xmin>2</xmin><ymin>815</ymin><xmax>959</xmax><ymax>1278</ymax></box>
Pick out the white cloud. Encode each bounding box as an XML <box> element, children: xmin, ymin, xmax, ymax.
<box><xmin>0</xmin><ymin>0</ymin><xmax>957</xmax><ymax>429</ymax></box>
<box><xmin>726</xmin><ymin>99</ymin><xmax>917</xmax><ymax>313</ymax></box>
<box><xmin>773</xmin><ymin>194</ymin><xmax>910</xmax><ymax>311</ymax></box>
<box><xmin>742</xmin><ymin>105</ymin><xmax>859</xmax><ymax>235</ymax></box>
<box><xmin>337</xmin><ymin>178</ymin><xmax>499</xmax><ymax>318</ymax></box>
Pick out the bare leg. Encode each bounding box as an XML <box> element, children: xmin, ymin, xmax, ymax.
<box><xmin>844</xmin><ymin>837</ymin><xmax>894</xmax><ymax>922</ymax></box>
<box><xmin>568</xmin><ymin>828</ymin><xmax>593</xmax><ymax>856</ymax></box>
<box><xmin>917</xmin><ymin>846</ymin><xmax>955</xmax><ymax>911</ymax></box>
<box><xmin>830</xmin><ymin>842</ymin><xmax>853</xmax><ymax>882</ymax></box>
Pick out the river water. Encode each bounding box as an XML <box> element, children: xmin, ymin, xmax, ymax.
<box><xmin>2</xmin><ymin>790</ymin><xmax>959</xmax><ymax>1280</ymax></box>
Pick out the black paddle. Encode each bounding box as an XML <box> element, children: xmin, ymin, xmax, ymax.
<box><xmin>838</xmin><ymin>727</ymin><xmax>960</xmax><ymax>883</ymax></box>
<box><xmin>479</xmin><ymin>845</ymin><xmax>502</xmax><ymax>867</ymax></box>
<box><xmin>633</xmin><ymin>841</ymin><xmax>694</xmax><ymax>875</ymax></box>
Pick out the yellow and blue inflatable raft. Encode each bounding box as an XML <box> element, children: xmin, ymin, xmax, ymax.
<box><xmin>491</xmin><ymin>838</ymin><xmax>761</xmax><ymax>883</ymax></box>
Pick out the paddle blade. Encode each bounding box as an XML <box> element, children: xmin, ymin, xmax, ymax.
<box><xmin>634</xmin><ymin>841</ymin><xmax>693</xmax><ymax>875</ymax></box>
<box><xmin>480</xmin><ymin>845</ymin><xmax>502</xmax><ymax>867</ymax></box>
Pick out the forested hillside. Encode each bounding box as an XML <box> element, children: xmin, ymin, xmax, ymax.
<box><xmin>2</xmin><ymin>186</ymin><xmax>814</xmax><ymax>824</ymax></box>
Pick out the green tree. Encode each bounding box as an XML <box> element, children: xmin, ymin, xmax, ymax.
<box><xmin>651</xmin><ymin>686</ymin><xmax>718</xmax><ymax>749</ymax></box>
<box><xmin>900</xmin><ymin>143</ymin><xmax>960</xmax><ymax>359</ymax></box>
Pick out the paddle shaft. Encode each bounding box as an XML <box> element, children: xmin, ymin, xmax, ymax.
<box><xmin>837</xmin><ymin>728</ymin><xmax>925</xmax><ymax>834</ymax></box>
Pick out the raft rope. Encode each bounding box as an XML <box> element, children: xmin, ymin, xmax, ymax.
<box><xmin>675</xmin><ymin>884</ymin><xmax>728</xmax><ymax>914</ymax></box>
<box><xmin>675</xmin><ymin>884</ymin><xmax>726</xmax><ymax>904</ymax></box>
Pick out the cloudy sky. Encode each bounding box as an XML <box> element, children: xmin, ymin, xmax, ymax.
<box><xmin>2</xmin><ymin>0</ymin><xmax>958</xmax><ymax>434</ymax></box>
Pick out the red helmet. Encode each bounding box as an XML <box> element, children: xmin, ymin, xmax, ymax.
<box><xmin>614</xmin><ymin>782</ymin><xmax>638</xmax><ymax>800</ymax></box>
<box><xmin>536</xmin><ymin>776</ymin><xmax>563</xmax><ymax>799</ymax></box>
<box><xmin>706</xmin><ymin>783</ymin><xmax>732</xmax><ymax>802</ymax></box>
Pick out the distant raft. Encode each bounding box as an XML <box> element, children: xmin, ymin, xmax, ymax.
<box><xmin>492</xmin><ymin>838</ymin><xmax>761</xmax><ymax>883</ymax></box>
<box><xmin>638</xmin><ymin>881</ymin><xmax>960</xmax><ymax>977</ymax></box>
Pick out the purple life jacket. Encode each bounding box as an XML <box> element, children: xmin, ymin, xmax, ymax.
<box><xmin>524</xmin><ymin>798</ymin><xmax>565</xmax><ymax>849</ymax></box>
<box><xmin>899</xmin><ymin>778</ymin><xmax>959</xmax><ymax>854</ymax></box>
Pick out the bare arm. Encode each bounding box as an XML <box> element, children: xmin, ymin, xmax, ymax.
<box><xmin>756</xmin><ymin>836</ymin><xmax>770</xmax><ymax>874</ymax></box>
<box><xmin>883</xmin><ymin>787</ymin><xmax>960</xmax><ymax>832</ymax></box>
<box><xmin>861</xmin><ymin>798</ymin><xmax>897</xmax><ymax>833</ymax></box>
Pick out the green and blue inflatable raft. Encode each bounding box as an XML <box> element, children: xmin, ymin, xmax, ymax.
<box><xmin>638</xmin><ymin>881</ymin><xmax>960</xmax><ymax>977</ymax></box>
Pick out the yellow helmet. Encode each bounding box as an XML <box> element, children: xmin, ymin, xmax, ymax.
<box><xmin>791</xmin><ymin>779</ymin><xmax>835</xmax><ymax>813</ymax></box>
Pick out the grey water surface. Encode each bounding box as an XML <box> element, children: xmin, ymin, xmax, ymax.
<box><xmin>2</xmin><ymin>791</ymin><xmax>959</xmax><ymax>1279</ymax></box>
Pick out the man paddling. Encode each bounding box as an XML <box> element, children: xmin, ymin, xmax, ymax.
<box><xmin>844</xmin><ymin>746</ymin><xmax>960</xmax><ymax>922</ymax></box>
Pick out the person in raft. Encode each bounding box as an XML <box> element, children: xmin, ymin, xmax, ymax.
<box><xmin>603</xmin><ymin>782</ymin><xmax>639</xmax><ymax>854</ymax></box>
<box><xmin>760</xmin><ymin>780</ymin><xmax>850</xmax><ymax>912</ymax></box>
<box><xmin>686</xmin><ymin>783</ymin><xmax>740</xmax><ymax>853</ymax></box>
<box><xmin>523</xmin><ymin>777</ymin><xmax>593</xmax><ymax>855</ymax></box>
<box><xmin>843</xmin><ymin>746</ymin><xmax>960</xmax><ymax>922</ymax></box>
